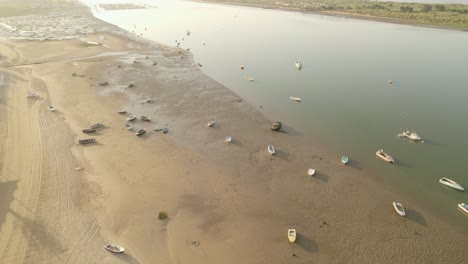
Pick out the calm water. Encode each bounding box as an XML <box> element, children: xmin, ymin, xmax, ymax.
<box><xmin>88</xmin><ymin>0</ymin><xmax>468</xmax><ymax>227</ymax></box>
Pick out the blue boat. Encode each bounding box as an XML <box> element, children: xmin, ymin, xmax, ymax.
<box><xmin>341</xmin><ymin>156</ymin><xmax>349</xmax><ymax>165</ymax></box>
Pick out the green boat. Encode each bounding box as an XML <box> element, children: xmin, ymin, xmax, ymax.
<box><xmin>341</xmin><ymin>156</ymin><xmax>349</xmax><ymax>165</ymax></box>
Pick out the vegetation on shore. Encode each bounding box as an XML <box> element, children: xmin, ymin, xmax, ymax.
<box><xmin>202</xmin><ymin>0</ymin><xmax>468</xmax><ymax>30</ymax></box>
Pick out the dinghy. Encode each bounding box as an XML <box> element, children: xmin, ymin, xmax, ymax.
<box><xmin>341</xmin><ymin>156</ymin><xmax>349</xmax><ymax>165</ymax></box>
<box><xmin>392</xmin><ymin>202</ymin><xmax>406</xmax><ymax>217</ymax></box>
<box><xmin>125</xmin><ymin>123</ymin><xmax>133</xmax><ymax>130</ymax></box>
<box><xmin>90</xmin><ymin>123</ymin><xmax>103</xmax><ymax>129</ymax></box>
<box><xmin>162</xmin><ymin>128</ymin><xmax>168</xmax><ymax>134</ymax></box>
<box><xmin>288</xmin><ymin>229</ymin><xmax>296</xmax><ymax>243</ymax></box>
<box><xmin>225</xmin><ymin>136</ymin><xmax>232</xmax><ymax>143</ymax></box>
<box><xmin>118</xmin><ymin>110</ymin><xmax>127</xmax><ymax>114</ymax></box>
<box><xmin>48</xmin><ymin>106</ymin><xmax>56</xmax><ymax>112</ymax></box>
<box><xmin>376</xmin><ymin>149</ymin><xmax>395</xmax><ymax>164</ymax></box>
<box><xmin>295</xmin><ymin>61</ymin><xmax>302</xmax><ymax>70</ymax></box>
<box><xmin>267</xmin><ymin>145</ymin><xmax>276</xmax><ymax>155</ymax></box>
<box><xmin>244</xmin><ymin>76</ymin><xmax>254</xmax><ymax>82</ymax></box>
<box><xmin>127</xmin><ymin>115</ymin><xmax>137</xmax><ymax>121</ymax></box>
<box><xmin>458</xmin><ymin>203</ymin><xmax>468</xmax><ymax>215</ymax></box>
<box><xmin>141</xmin><ymin>116</ymin><xmax>151</xmax><ymax>122</ymax></box>
<box><xmin>207</xmin><ymin>121</ymin><xmax>214</xmax><ymax>127</ymax></box>
<box><xmin>136</xmin><ymin>129</ymin><xmax>146</xmax><ymax>136</ymax></box>
<box><xmin>290</xmin><ymin>96</ymin><xmax>301</xmax><ymax>102</ymax></box>
<box><xmin>103</xmin><ymin>242</ymin><xmax>125</xmax><ymax>253</ymax></box>
<box><xmin>78</xmin><ymin>138</ymin><xmax>96</xmax><ymax>145</ymax></box>
<box><xmin>308</xmin><ymin>168</ymin><xmax>316</xmax><ymax>176</ymax></box>
<box><xmin>82</xmin><ymin>128</ymin><xmax>96</xmax><ymax>133</ymax></box>
<box><xmin>439</xmin><ymin>177</ymin><xmax>464</xmax><ymax>191</ymax></box>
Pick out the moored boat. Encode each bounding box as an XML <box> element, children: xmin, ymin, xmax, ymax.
<box><xmin>392</xmin><ymin>202</ymin><xmax>406</xmax><ymax>217</ymax></box>
<box><xmin>458</xmin><ymin>203</ymin><xmax>468</xmax><ymax>215</ymax></box>
<box><xmin>207</xmin><ymin>121</ymin><xmax>215</xmax><ymax>127</ymax></box>
<box><xmin>103</xmin><ymin>242</ymin><xmax>125</xmax><ymax>253</ymax></box>
<box><xmin>288</xmin><ymin>229</ymin><xmax>296</xmax><ymax>243</ymax></box>
<box><xmin>91</xmin><ymin>123</ymin><xmax>103</xmax><ymax>129</ymax></box>
<box><xmin>376</xmin><ymin>149</ymin><xmax>395</xmax><ymax>164</ymax></box>
<box><xmin>398</xmin><ymin>130</ymin><xmax>421</xmax><ymax>141</ymax></box>
<box><xmin>125</xmin><ymin>123</ymin><xmax>133</xmax><ymax>130</ymax></box>
<box><xmin>225</xmin><ymin>136</ymin><xmax>232</xmax><ymax>143</ymax></box>
<box><xmin>136</xmin><ymin>129</ymin><xmax>146</xmax><ymax>136</ymax></box>
<box><xmin>439</xmin><ymin>177</ymin><xmax>464</xmax><ymax>191</ymax></box>
<box><xmin>387</xmin><ymin>80</ymin><xmax>393</xmax><ymax>84</ymax></box>
<box><xmin>295</xmin><ymin>61</ymin><xmax>302</xmax><ymax>70</ymax></box>
<box><xmin>290</xmin><ymin>96</ymin><xmax>301</xmax><ymax>102</ymax></box>
<box><xmin>341</xmin><ymin>156</ymin><xmax>349</xmax><ymax>165</ymax></box>
<box><xmin>240</xmin><ymin>65</ymin><xmax>245</xmax><ymax>70</ymax></box>
<box><xmin>78</xmin><ymin>138</ymin><xmax>96</xmax><ymax>145</ymax></box>
<box><xmin>82</xmin><ymin>128</ymin><xmax>96</xmax><ymax>133</ymax></box>
<box><xmin>127</xmin><ymin>115</ymin><xmax>137</xmax><ymax>121</ymax></box>
<box><xmin>162</xmin><ymin>128</ymin><xmax>168</xmax><ymax>134</ymax></box>
<box><xmin>48</xmin><ymin>106</ymin><xmax>56</xmax><ymax>112</ymax></box>
<box><xmin>244</xmin><ymin>76</ymin><xmax>254</xmax><ymax>82</ymax></box>
<box><xmin>308</xmin><ymin>168</ymin><xmax>316</xmax><ymax>176</ymax></box>
<box><xmin>267</xmin><ymin>145</ymin><xmax>275</xmax><ymax>155</ymax></box>
<box><xmin>141</xmin><ymin>116</ymin><xmax>151</xmax><ymax>122</ymax></box>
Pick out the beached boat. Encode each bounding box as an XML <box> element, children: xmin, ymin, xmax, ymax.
<box><xmin>225</xmin><ymin>136</ymin><xmax>232</xmax><ymax>143</ymax></box>
<box><xmin>288</xmin><ymin>229</ymin><xmax>296</xmax><ymax>243</ymax></box>
<box><xmin>290</xmin><ymin>96</ymin><xmax>301</xmax><ymax>102</ymax></box>
<box><xmin>136</xmin><ymin>129</ymin><xmax>146</xmax><ymax>136</ymax></box>
<box><xmin>78</xmin><ymin>138</ymin><xmax>96</xmax><ymax>145</ymax></box>
<box><xmin>27</xmin><ymin>92</ymin><xmax>37</xmax><ymax>98</ymax></box>
<box><xmin>162</xmin><ymin>128</ymin><xmax>168</xmax><ymax>134</ymax></box>
<box><xmin>376</xmin><ymin>149</ymin><xmax>395</xmax><ymax>164</ymax></box>
<box><xmin>82</xmin><ymin>128</ymin><xmax>96</xmax><ymax>133</ymax></box>
<box><xmin>308</xmin><ymin>168</ymin><xmax>316</xmax><ymax>176</ymax></box>
<box><xmin>341</xmin><ymin>156</ymin><xmax>349</xmax><ymax>165</ymax></box>
<box><xmin>118</xmin><ymin>110</ymin><xmax>127</xmax><ymax>114</ymax></box>
<box><xmin>458</xmin><ymin>203</ymin><xmax>468</xmax><ymax>215</ymax></box>
<box><xmin>141</xmin><ymin>116</ymin><xmax>151</xmax><ymax>122</ymax></box>
<box><xmin>127</xmin><ymin>115</ymin><xmax>137</xmax><ymax>121</ymax></box>
<box><xmin>295</xmin><ymin>61</ymin><xmax>302</xmax><ymax>70</ymax></box>
<box><xmin>268</xmin><ymin>145</ymin><xmax>276</xmax><ymax>155</ymax></box>
<box><xmin>392</xmin><ymin>202</ymin><xmax>406</xmax><ymax>217</ymax></box>
<box><xmin>48</xmin><ymin>106</ymin><xmax>56</xmax><ymax>112</ymax></box>
<box><xmin>439</xmin><ymin>177</ymin><xmax>464</xmax><ymax>191</ymax></box>
<box><xmin>125</xmin><ymin>123</ymin><xmax>133</xmax><ymax>130</ymax></box>
<box><xmin>398</xmin><ymin>131</ymin><xmax>421</xmax><ymax>141</ymax></box>
<box><xmin>244</xmin><ymin>76</ymin><xmax>254</xmax><ymax>82</ymax></box>
<box><xmin>90</xmin><ymin>123</ymin><xmax>103</xmax><ymax>129</ymax></box>
<box><xmin>103</xmin><ymin>242</ymin><xmax>125</xmax><ymax>253</ymax></box>
<box><xmin>207</xmin><ymin>121</ymin><xmax>214</xmax><ymax>127</ymax></box>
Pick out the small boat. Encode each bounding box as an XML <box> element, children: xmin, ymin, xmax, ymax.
<box><xmin>295</xmin><ymin>61</ymin><xmax>302</xmax><ymax>70</ymax></box>
<box><xmin>78</xmin><ymin>138</ymin><xmax>96</xmax><ymax>145</ymax></box>
<box><xmin>225</xmin><ymin>136</ymin><xmax>232</xmax><ymax>143</ymax></box>
<box><xmin>240</xmin><ymin>65</ymin><xmax>245</xmax><ymax>70</ymax></box>
<box><xmin>154</xmin><ymin>128</ymin><xmax>163</xmax><ymax>131</ymax></box>
<box><xmin>136</xmin><ymin>129</ymin><xmax>146</xmax><ymax>136</ymax></box>
<box><xmin>27</xmin><ymin>92</ymin><xmax>37</xmax><ymax>98</ymax></box>
<box><xmin>387</xmin><ymin>80</ymin><xmax>393</xmax><ymax>85</ymax></box>
<box><xmin>398</xmin><ymin>131</ymin><xmax>421</xmax><ymax>141</ymax></box>
<box><xmin>267</xmin><ymin>145</ymin><xmax>275</xmax><ymax>155</ymax></box>
<box><xmin>439</xmin><ymin>177</ymin><xmax>464</xmax><ymax>191</ymax></box>
<box><xmin>458</xmin><ymin>203</ymin><xmax>468</xmax><ymax>215</ymax></box>
<box><xmin>90</xmin><ymin>123</ymin><xmax>103</xmax><ymax>129</ymax></box>
<box><xmin>308</xmin><ymin>168</ymin><xmax>316</xmax><ymax>176</ymax></box>
<box><xmin>290</xmin><ymin>96</ymin><xmax>301</xmax><ymax>102</ymax></box>
<box><xmin>82</xmin><ymin>128</ymin><xmax>96</xmax><ymax>133</ymax></box>
<box><xmin>288</xmin><ymin>229</ymin><xmax>296</xmax><ymax>243</ymax></box>
<box><xmin>141</xmin><ymin>116</ymin><xmax>151</xmax><ymax>122</ymax></box>
<box><xmin>244</xmin><ymin>76</ymin><xmax>254</xmax><ymax>82</ymax></box>
<box><xmin>207</xmin><ymin>121</ymin><xmax>214</xmax><ymax>127</ymax></box>
<box><xmin>127</xmin><ymin>115</ymin><xmax>137</xmax><ymax>121</ymax></box>
<box><xmin>187</xmin><ymin>30</ymin><xmax>191</xmax><ymax>36</ymax></box>
<box><xmin>376</xmin><ymin>149</ymin><xmax>395</xmax><ymax>164</ymax></box>
<box><xmin>392</xmin><ymin>202</ymin><xmax>406</xmax><ymax>217</ymax></box>
<box><xmin>162</xmin><ymin>128</ymin><xmax>168</xmax><ymax>134</ymax></box>
<box><xmin>125</xmin><ymin>123</ymin><xmax>133</xmax><ymax>130</ymax></box>
<box><xmin>341</xmin><ymin>156</ymin><xmax>349</xmax><ymax>165</ymax></box>
<box><xmin>103</xmin><ymin>242</ymin><xmax>125</xmax><ymax>253</ymax></box>
<box><xmin>197</xmin><ymin>63</ymin><xmax>203</xmax><ymax>67</ymax></box>
<box><xmin>118</xmin><ymin>110</ymin><xmax>127</xmax><ymax>114</ymax></box>
<box><xmin>48</xmin><ymin>106</ymin><xmax>56</xmax><ymax>112</ymax></box>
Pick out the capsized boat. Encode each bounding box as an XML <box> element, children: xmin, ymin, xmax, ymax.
<box><xmin>295</xmin><ymin>61</ymin><xmax>302</xmax><ymax>70</ymax></box>
<box><xmin>308</xmin><ymin>168</ymin><xmax>316</xmax><ymax>176</ymax></box>
<box><xmin>244</xmin><ymin>76</ymin><xmax>254</xmax><ymax>82</ymax></box>
<box><xmin>136</xmin><ymin>129</ymin><xmax>146</xmax><ymax>136</ymax></box>
<box><xmin>341</xmin><ymin>156</ymin><xmax>349</xmax><ymax>165</ymax></box>
<box><xmin>267</xmin><ymin>145</ymin><xmax>275</xmax><ymax>155</ymax></box>
<box><xmin>376</xmin><ymin>149</ymin><xmax>395</xmax><ymax>164</ymax></box>
<box><xmin>78</xmin><ymin>138</ymin><xmax>96</xmax><ymax>145</ymax></box>
<box><xmin>392</xmin><ymin>202</ymin><xmax>406</xmax><ymax>217</ymax></box>
<box><xmin>127</xmin><ymin>115</ymin><xmax>137</xmax><ymax>121</ymax></box>
<box><xmin>90</xmin><ymin>123</ymin><xmax>103</xmax><ymax>129</ymax></box>
<box><xmin>82</xmin><ymin>128</ymin><xmax>96</xmax><ymax>133</ymax></box>
<box><xmin>207</xmin><ymin>121</ymin><xmax>214</xmax><ymax>127</ymax></box>
<box><xmin>141</xmin><ymin>116</ymin><xmax>151</xmax><ymax>122</ymax></box>
<box><xmin>48</xmin><ymin>106</ymin><xmax>56</xmax><ymax>112</ymax></box>
<box><xmin>103</xmin><ymin>242</ymin><xmax>125</xmax><ymax>253</ymax></box>
<box><xmin>290</xmin><ymin>96</ymin><xmax>301</xmax><ymax>102</ymax></box>
<box><xmin>288</xmin><ymin>229</ymin><xmax>296</xmax><ymax>243</ymax></box>
<box><xmin>225</xmin><ymin>136</ymin><xmax>232</xmax><ymax>143</ymax></box>
<box><xmin>458</xmin><ymin>203</ymin><xmax>468</xmax><ymax>215</ymax></box>
<box><xmin>439</xmin><ymin>177</ymin><xmax>464</xmax><ymax>191</ymax></box>
<box><xmin>125</xmin><ymin>123</ymin><xmax>133</xmax><ymax>130</ymax></box>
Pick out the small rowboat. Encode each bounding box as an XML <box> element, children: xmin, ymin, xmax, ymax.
<box><xmin>288</xmin><ymin>229</ymin><xmax>296</xmax><ymax>243</ymax></box>
<box><xmin>78</xmin><ymin>138</ymin><xmax>96</xmax><ymax>145</ymax></box>
<box><xmin>141</xmin><ymin>116</ymin><xmax>151</xmax><ymax>122</ymax></box>
<box><xmin>82</xmin><ymin>128</ymin><xmax>96</xmax><ymax>133</ymax></box>
<box><xmin>267</xmin><ymin>145</ymin><xmax>275</xmax><ymax>155</ymax></box>
<box><xmin>341</xmin><ymin>156</ymin><xmax>349</xmax><ymax>165</ymax></box>
<box><xmin>439</xmin><ymin>177</ymin><xmax>464</xmax><ymax>191</ymax></box>
<box><xmin>376</xmin><ymin>149</ymin><xmax>394</xmax><ymax>164</ymax></box>
<box><xmin>118</xmin><ymin>110</ymin><xmax>127</xmax><ymax>114</ymax></box>
<box><xmin>244</xmin><ymin>76</ymin><xmax>254</xmax><ymax>82</ymax></box>
<box><xmin>103</xmin><ymin>242</ymin><xmax>125</xmax><ymax>253</ymax></box>
<box><xmin>290</xmin><ymin>97</ymin><xmax>301</xmax><ymax>102</ymax></box>
<box><xmin>225</xmin><ymin>136</ymin><xmax>232</xmax><ymax>143</ymax></box>
<box><xmin>127</xmin><ymin>115</ymin><xmax>137</xmax><ymax>121</ymax></box>
<box><xmin>458</xmin><ymin>203</ymin><xmax>468</xmax><ymax>215</ymax></box>
<box><xmin>91</xmin><ymin>123</ymin><xmax>103</xmax><ymax>129</ymax></box>
<box><xmin>207</xmin><ymin>121</ymin><xmax>214</xmax><ymax>127</ymax></box>
<box><xmin>308</xmin><ymin>168</ymin><xmax>316</xmax><ymax>176</ymax></box>
<box><xmin>392</xmin><ymin>202</ymin><xmax>406</xmax><ymax>217</ymax></box>
<box><xmin>48</xmin><ymin>106</ymin><xmax>56</xmax><ymax>112</ymax></box>
<box><xmin>136</xmin><ymin>129</ymin><xmax>146</xmax><ymax>136</ymax></box>
<box><xmin>125</xmin><ymin>123</ymin><xmax>133</xmax><ymax>130</ymax></box>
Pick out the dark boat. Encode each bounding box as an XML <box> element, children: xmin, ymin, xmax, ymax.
<box><xmin>91</xmin><ymin>123</ymin><xmax>103</xmax><ymax>129</ymax></box>
<box><xmin>162</xmin><ymin>128</ymin><xmax>168</xmax><ymax>134</ymax></box>
<box><xmin>141</xmin><ymin>116</ymin><xmax>151</xmax><ymax>122</ymax></box>
<box><xmin>82</xmin><ymin>128</ymin><xmax>96</xmax><ymax>133</ymax></box>
<box><xmin>79</xmin><ymin>138</ymin><xmax>96</xmax><ymax>145</ymax></box>
<box><xmin>136</xmin><ymin>129</ymin><xmax>146</xmax><ymax>136</ymax></box>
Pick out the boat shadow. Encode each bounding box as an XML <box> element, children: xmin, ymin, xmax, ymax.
<box><xmin>113</xmin><ymin>252</ymin><xmax>140</xmax><ymax>264</ymax></box>
<box><xmin>279</xmin><ymin>125</ymin><xmax>304</xmax><ymax>137</ymax></box>
<box><xmin>405</xmin><ymin>208</ymin><xmax>427</xmax><ymax>227</ymax></box>
<box><xmin>346</xmin><ymin>159</ymin><xmax>363</xmax><ymax>171</ymax></box>
<box><xmin>78</xmin><ymin>142</ymin><xmax>104</xmax><ymax>147</ymax></box>
<box><xmin>231</xmin><ymin>139</ymin><xmax>243</xmax><ymax>147</ymax></box>
<box><xmin>419</xmin><ymin>138</ymin><xmax>442</xmax><ymax>147</ymax></box>
<box><xmin>312</xmin><ymin>172</ymin><xmax>328</xmax><ymax>182</ymax></box>
<box><xmin>275</xmin><ymin>149</ymin><xmax>293</xmax><ymax>161</ymax></box>
<box><xmin>394</xmin><ymin>159</ymin><xmax>413</xmax><ymax>169</ymax></box>
<box><xmin>295</xmin><ymin>233</ymin><xmax>319</xmax><ymax>253</ymax></box>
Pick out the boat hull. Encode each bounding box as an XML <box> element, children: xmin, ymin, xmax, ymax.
<box><xmin>376</xmin><ymin>150</ymin><xmax>394</xmax><ymax>164</ymax></box>
<box><xmin>392</xmin><ymin>202</ymin><xmax>406</xmax><ymax>217</ymax></box>
<box><xmin>457</xmin><ymin>203</ymin><xmax>468</xmax><ymax>215</ymax></box>
<box><xmin>439</xmin><ymin>178</ymin><xmax>464</xmax><ymax>191</ymax></box>
<box><xmin>288</xmin><ymin>229</ymin><xmax>296</xmax><ymax>243</ymax></box>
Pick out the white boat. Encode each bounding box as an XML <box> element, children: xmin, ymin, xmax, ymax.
<box><xmin>288</xmin><ymin>229</ymin><xmax>296</xmax><ymax>243</ymax></box>
<box><xmin>295</xmin><ymin>61</ymin><xmax>302</xmax><ymax>70</ymax></box>
<box><xmin>47</xmin><ymin>106</ymin><xmax>56</xmax><ymax>112</ymax></box>
<box><xmin>240</xmin><ymin>65</ymin><xmax>245</xmax><ymax>70</ymax></box>
<box><xmin>341</xmin><ymin>156</ymin><xmax>349</xmax><ymax>165</ymax></box>
<box><xmin>244</xmin><ymin>76</ymin><xmax>254</xmax><ymax>82</ymax></box>
<box><xmin>103</xmin><ymin>242</ymin><xmax>125</xmax><ymax>253</ymax></box>
<box><xmin>267</xmin><ymin>145</ymin><xmax>275</xmax><ymax>155</ymax></box>
<box><xmin>290</xmin><ymin>97</ymin><xmax>301</xmax><ymax>102</ymax></box>
<box><xmin>458</xmin><ymin>203</ymin><xmax>468</xmax><ymax>215</ymax></box>
<box><xmin>225</xmin><ymin>136</ymin><xmax>232</xmax><ymax>143</ymax></box>
<box><xmin>127</xmin><ymin>115</ymin><xmax>137</xmax><ymax>121</ymax></box>
<box><xmin>125</xmin><ymin>123</ymin><xmax>133</xmax><ymax>130</ymax></box>
<box><xmin>376</xmin><ymin>149</ymin><xmax>395</xmax><ymax>164</ymax></box>
<box><xmin>406</xmin><ymin>132</ymin><xmax>421</xmax><ymax>141</ymax></box>
<box><xmin>439</xmin><ymin>177</ymin><xmax>464</xmax><ymax>191</ymax></box>
<box><xmin>308</xmin><ymin>168</ymin><xmax>316</xmax><ymax>176</ymax></box>
<box><xmin>387</xmin><ymin>80</ymin><xmax>393</xmax><ymax>84</ymax></box>
<box><xmin>207</xmin><ymin>121</ymin><xmax>214</xmax><ymax>127</ymax></box>
<box><xmin>392</xmin><ymin>202</ymin><xmax>406</xmax><ymax>217</ymax></box>
<box><xmin>141</xmin><ymin>116</ymin><xmax>151</xmax><ymax>122</ymax></box>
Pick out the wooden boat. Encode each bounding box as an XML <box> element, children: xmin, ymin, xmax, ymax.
<box><xmin>225</xmin><ymin>136</ymin><xmax>232</xmax><ymax>143</ymax></box>
<box><xmin>78</xmin><ymin>138</ymin><xmax>96</xmax><ymax>145</ymax></box>
<box><xmin>267</xmin><ymin>145</ymin><xmax>275</xmax><ymax>155</ymax></box>
<box><xmin>458</xmin><ymin>203</ymin><xmax>468</xmax><ymax>215</ymax></box>
<box><xmin>207</xmin><ymin>121</ymin><xmax>214</xmax><ymax>127</ymax></box>
<box><xmin>439</xmin><ymin>177</ymin><xmax>464</xmax><ymax>191</ymax></box>
<box><xmin>244</xmin><ymin>76</ymin><xmax>254</xmax><ymax>82</ymax></box>
<box><xmin>288</xmin><ymin>229</ymin><xmax>296</xmax><ymax>243</ymax></box>
<box><xmin>308</xmin><ymin>168</ymin><xmax>316</xmax><ymax>176</ymax></box>
<box><xmin>118</xmin><ymin>110</ymin><xmax>127</xmax><ymax>114</ymax></box>
<box><xmin>125</xmin><ymin>123</ymin><xmax>133</xmax><ymax>130</ymax></box>
<box><xmin>48</xmin><ymin>106</ymin><xmax>56</xmax><ymax>112</ymax></box>
<box><xmin>127</xmin><ymin>115</ymin><xmax>137</xmax><ymax>121</ymax></box>
<box><xmin>136</xmin><ymin>129</ymin><xmax>146</xmax><ymax>136</ymax></box>
<box><xmin>290</xmin><ymin>96</ymin><xmax>301</xmax><ymax>102</ymax></box>
<box><xmin>295</xmin><ymin>61</ymin><xmax>302</xmax><ymax>70</ymax></box>
<box><xmin>162</xmin><ymin>128</ymin><xmax>168</xmax><ymax>134</ymax></box>
<box><xmin>376</xmin><ymin>149</ymin><xmax>395</xmax><ymax>164</ymax></box>
<box><xmin>82</xmin><ymin>128</ymin><xmax>96</xmax><ymax>133</ymax></box>
<box><xmin>341</xmin><ymin>156</ymin><xmax>349</xmax><ymax>165</ymax></box>
<box><xmin>392</xmin><ymin>202</ymin><xmax>406</xmax><ymax>217</ymax></box>
<box><xmin>141</xmin><ymin>116</ymin><xmax>151</xmax><ymax>122</ymax></box>
<box><xmin>103</xmin><ymin>242</ymin><xmax>125</xmax><ymax>253</ymax></box>
<box><xmin>90</xmin><ymin>123</ymin><xmax>103</xmax><ymax>129</ymax></box>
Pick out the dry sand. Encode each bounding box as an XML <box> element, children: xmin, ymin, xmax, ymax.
<box><xmin>0</xmin><ymin>1</ymin><xmax>467</xmax><ymax>264</ymax></box>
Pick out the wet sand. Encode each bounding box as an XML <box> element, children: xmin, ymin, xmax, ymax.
<box><xmin>0</xmin><ymin>1</ymin><xmax>467</xmax><ymax>264</ymax></box>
